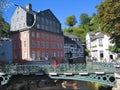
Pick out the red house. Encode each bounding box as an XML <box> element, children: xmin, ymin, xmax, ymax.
<box><xmin>10</xmin><ymin>4</ymin><xmax>64</xmax><ymax>63</ymax></box>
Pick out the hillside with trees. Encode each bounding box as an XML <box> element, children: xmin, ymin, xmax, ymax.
<box><xmin>63</xmin><ymin>13</ymin><xmax>99</xmax><ymax>43</ymax></box>
<box><xmin>63</xmin><ymin>0</ymin><xmax>120</xmax><ymax>54</ymax></box>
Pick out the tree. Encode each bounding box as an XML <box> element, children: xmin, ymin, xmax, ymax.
<box><xmin>0</xmin><ymin>0</ymin><xmax>10</xmax><ymax>38</ymax></box>
<box><xmin>97</xmin><ymin>0</ymin><xmax>120</xmax><ymax>53</ymax></box>
<box><xmin>0</xmin><ymin>16</ymin><xmax>10</xmax><ymax>38</ymax></box>
<box><xmin>80</xmin><ymin>13</ymin><xmax>90</xmax><ymax>25</ymax></box>
<box><xmin>65</xmin><ymin>15</ymin><xmax>77</xmax><ymax>27</ymax></box>
<box><xmin>63</xmin><ymin>14</ymin><xmax>98</xmax><ymax>43</ymax></box>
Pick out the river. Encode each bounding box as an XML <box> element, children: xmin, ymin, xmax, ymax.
<box><xmin>0</xmin><ymin>75</ymin><xmax>112</xmax><ymax>90</ymax></box>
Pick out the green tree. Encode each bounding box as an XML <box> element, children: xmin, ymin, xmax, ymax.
<box><xmin>97</xmin><ymin>0</ymin><xmax>120</xmax><ymax>53</ymax></box>
<box><xmin>80</xmin><ymin>13</ymin><xmax>90</xmax><ymax>25</ymax></box>
<box><xmin>63</xmin><ymin>13</ymin><xmax>98</xmax><ymax>43</ymax></box>
<box><xmin>0</xmin><ymin>0</ymin><xmax>11</xmax><ymax>39</ymax></box>
<box><xmin>65</xmin><ymin>15</ymin><xmax>77</xmax><ymax>27</ymax></box>
<box><xmin>0</xmin><ymin>16</ymin><xmax>10</xmax><ymax>38</ymax></box>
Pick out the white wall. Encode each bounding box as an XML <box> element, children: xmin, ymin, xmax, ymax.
<box><xmin>86</xmin><ymin>32</ymin><xmax>118</xmax><ymax>62</ymax></box>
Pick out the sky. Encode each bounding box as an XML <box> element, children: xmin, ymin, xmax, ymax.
<box><xmin>3</xmin><ymin>0</ymin><xmax>103</xmax><ymax>29</ymax></box>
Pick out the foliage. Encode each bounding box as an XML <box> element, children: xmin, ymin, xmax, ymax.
<box><xmin>65</xmin><ymin>15</ymin><xmax>77</xmax><ymax>27</ymax></box>
<box><xmin>85</xmin><ymin>48</ymin><xmax>90</xmax><ymax>56</ymax></box>
<box><xmin>80</xmin><ymin>13</ymin><xmax>91</xmax><ymax>25</ymax></box>
<box><xmin>109</xmin><ymin>46</ymin><xmax>120</xmax><ymax>53</ymax></box>
<box><xmin>0</xmin><ymin>0</ymin><xmax>11</xmax><ymax>39</ymax></box>
<box><xmin>0</xmin><ymin>16</ymin><xmax>10</xmax><ymax>38</ymax></box>
<box><xmin>97</xmin><ymin>0</ymin><xmax>120</xmax><ymax>53</ymax></box>
<box><xmin>63</xmin><ymin>14</ymin><xmax>99</xmax><ymax>43</ymax></box>
<box><xmin>63</xmin><ymin>27</ymin><xmax>74</xmax><ymax>34</ymax></box>
<box><xmin>63</xmin><ymin>0</ymin><xmax>120</xmax><ymax>54</ymax></box>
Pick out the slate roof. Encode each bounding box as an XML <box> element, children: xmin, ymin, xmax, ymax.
<box><xmin>64</xmin><ymin>35</ymin><xmax>81</xmax><ymax>48</ymax></box>
<box><xmin>87</xmin><ymin>31</ymin><xmax>104</xmax><ymax>41</ymax></box>
<box><xmin>64</xmin><ymin>33</ymin><xmax>78</xmax><ymax>38</ymax></box>
<box><xmin>87</xmin><ymin>32</ymin><xmax>95</xmax><ymax>36</ymax></box>
<box><xmin>64</xmin><ymin>36</ymin><xmax>76</xmax><ymax>44</ymax></box>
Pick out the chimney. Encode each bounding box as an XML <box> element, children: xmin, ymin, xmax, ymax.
<box><xmin>26</xmin><ymin>3</ymin><xmax>32</xmax><ymax>11</ymax></box>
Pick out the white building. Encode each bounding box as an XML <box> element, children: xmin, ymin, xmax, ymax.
<box><xmin>0</xmin><ymin>38</ymin><xmax>13</xmax><ymax>63</ymax></box>
<box><xmin>86</xmin><ymin>31</ymin><xmax>117</xmax><ymax>62</ymax></box>
<box><xmin>64</xmin><ymin>34</ymin><xmax>84</xmax><ymax>63</ymax></box>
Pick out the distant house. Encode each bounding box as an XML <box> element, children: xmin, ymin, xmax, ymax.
<box><xmin>10</xmin><ymin>4</ymin><xmax>64</xmax><ymax>63</ymax></box>
<box><xmin>86</xmin><ymin>31</ymin><xmax>117</xmax><ymax>62</ymax></box>
<box><xmin>64</xmin><ymin>33</ymin><xmax>84</xmax><ymax>63</ymax></box>
<box><xmin>0</xmin><ymin>38</ymin><xmax>12</xmax><ymax>63</ymax></box>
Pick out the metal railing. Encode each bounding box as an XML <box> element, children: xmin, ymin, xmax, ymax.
<box><xmin>1</xmin><ymin>62</ymin><xmax>115</xmax><ymax>75</ymax></box>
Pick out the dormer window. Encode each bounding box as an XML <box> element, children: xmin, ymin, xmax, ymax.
<box><xmin>37</xmin><ymin>24</ymin><xmax>40</xmax><ymax>29</ymax></box>
<box><xmin>41</xmin><ymin>17</ymin><xmax>44</xmax><ymax>23</ymax></box>
<box><xmin>32</xmin><ymin>32</ymin><xmax>35</xmax><ymax>37</ymax></box>
<box><xmin>17</xmin><ymin>11</ymin><xmax>19</xmax><ymax>14</ymax></box>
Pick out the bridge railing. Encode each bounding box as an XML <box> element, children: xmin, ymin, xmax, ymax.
<box><xmin>1</xmin><ymin>62</ymin><xmax>115</xmax><ymax>74</ymax></box>
<box><xmin>45</xmin><ymin>62</ymin><xmax>115</xmax><ymax>74</ymax></box>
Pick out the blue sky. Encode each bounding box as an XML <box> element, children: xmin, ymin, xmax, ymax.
<box><xmin>3</xmin><ymin>0</ymin><xmax>103</xmax><ymax>29</ymax></box>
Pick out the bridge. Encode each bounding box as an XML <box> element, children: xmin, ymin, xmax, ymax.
<box><xmin>0</xmin><ymin>62</ymin><xmax>120</xmax><ymax>87</ymax></box>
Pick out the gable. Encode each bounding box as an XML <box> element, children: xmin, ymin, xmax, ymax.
<box><xmin>11</xmin><ymin>6</ymin><xmax>26</xmax><ymax>21</ymax></box>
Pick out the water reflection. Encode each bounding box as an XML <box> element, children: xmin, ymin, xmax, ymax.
<box><xmin>0</xmin><ymin>75</ymin><xmax>112</xmax><ymax>90</ymax></box>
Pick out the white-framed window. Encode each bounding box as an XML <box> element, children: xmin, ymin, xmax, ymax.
<box><xmin>37</xmin><ymin>24</ymin><xmax>40</xmax><ymax>29</ymax></box>
<box><xmin>46</xmin><ymin>42</ymin><xmax>48</xmax><ymax>48</ymax></box>
<box><xmin>37</xmin><ymin>16</ymin><xmax>40</xmax><ymax>21</ymax></box>
<box><xmin>32</xmin><ymin>40</ymin><xmax>36</xmax><ymax>48</ymax></box>
<box><xmin>42</xmin><ymin>51</ymin><xmax>45</xmax><ymax>58</ymax></box>
<box><xmin>46</xmin><ymin>51</ymin><xmax>49</xmax><ymax>59</ymax></box>
<box><xmin>42</xmin><ymin>33</ymin><xmax>44</xmax><ymax>39</ymax></box>
<box><xmin>41</xmin><ymin>25</ymin><xmax>44</xmax><ymax>29</ymax></box>
<box><xmin>32</xmin><ymin>51</ymin><xmax>36</xmax><ymax>59</ymax></box>
<box><xmin>24</xmin><ymin>41</ymin><xmax>26</xmax><ymax>47</ymax></box>
<box><xmin>24</xmin><ymin>51</ymin><xmax>27</xmax><ymax>58</ymax></box>
<box><xmin>46</xmin><ymin>26</ymin><xmax>49</xmax><ymax>31</ymax></box>
<box><xmin>36</xmin><ymin>33</ymin><xmax>40</xmax><ymax>38</ymax></box>
<box><xmin>46</xmin><ymin>34</ymin><xmax>49</xmax><ymax>40</ymax></box>
<box><xmin>57</xmin><ymin>23</ymin><xmax>59</xmax><ymax>27</ymax></box>
<box><xmin>50</xmin><ymin>20</ymin><xmax>52</xmax><ymax>25</ymax></box>
<box><xmin>37</xmin><ymin>51</ymin><xmax>40</xmax><ymax>58</ymax></box>
<box><xmin>19</xmin><ymin>24</ymin><xmax>21</xmax><ymax>28</ymax></box>
<box><xmin>41</xmin><ymin>41</ymin><xmax>44</xmax><ymax>48</ymax></box>
<box><xmin>53</xmin><ymin>51</ymin><xmax>56</xmax><ymax>57</ymax></box>
<box><xmin>32</xmin><ymin>31</ymin><xmax>35</xmax><ymax>37</ymax></box>
<box><xmin>16</xmin><ymin>17</ymin><xmax>19</xmax><ymax>22</ymax></box>
<box><xmin>57</xmin><ymin>43</ymin><xmax>59</xmax><ymax>49</ymax></box>
<box><xmin>37</xmin><ymin>41</ymin><xmax>40</xmax><ymax>48</ymax></box>
<box><xmin>41</xmin><ymin>17</ymin><xmax>44</xmax><ymax>23</ymax></box>
<box><xmin>58</xmin><ymin>51</ymin><xmax>60</xmax><ymax>57</ymax></box>
<box><xmin>46</xmin><ymin>18</ymin><xmax>49</xmax><ymax>24</ymax></box>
